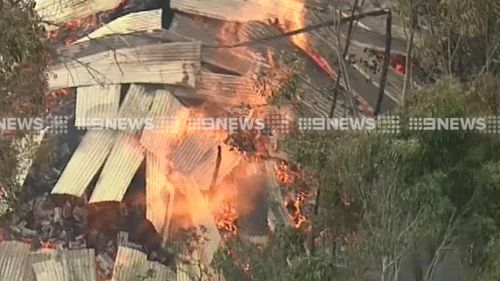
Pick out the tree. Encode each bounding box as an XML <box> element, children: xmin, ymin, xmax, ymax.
<box><xmin>0</xmin><ymin>0</ymin><xmax>48</xmax><ymax>216</ymax></box>
<box><xmin>281</xmin><ymin>75</ymin><xmax>500</xmax><ymax>281</ymax></box>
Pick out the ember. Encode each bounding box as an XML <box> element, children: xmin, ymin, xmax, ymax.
<box><xmin>48</xmin><ymin>15</ymin><xmax>100</xmax><ymax>44</ymax></box>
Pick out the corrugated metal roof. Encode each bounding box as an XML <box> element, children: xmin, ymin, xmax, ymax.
<box><xmin>75</xmin><ymin>10</ymin><xmax>162</xmax><ymax>44</ymax></box>
<box><xmin>63</xmin><ymin>249</ymin><xmax>97</xmax><ymax>281</ymax></box>
<box><xmin>202</xmin><ymin>48</ymin><xmax>267</xmax><ymax>77</ymax></box>
<box><xmin>31</xmin><ymin>249</ymin><xmax>96</xmax><ymax>281</ymax></box>
<box><xmin>75</xmin><ymin>84</ymin><xmax>121</xmax><ymax>128</ymax></box>
<box><xmin>169</xmin><ymin>133</ymin><xmax>221</xmax><ymax>175</ymax></box>
<box><xmin>140</xmin><ymin>89</ymin><xmax>189</xmax><ymax>158</ymax></box>
<box><xmin>0</xmin><ymin>241</ymin><xmax>32</xmax><ymax>281</ymax></box>
<box><xmin>176</xmin><ymin>262</ymin><xmax>201</xmax><ymax>281</ymax></box>
<box><xmin>35</xmin><ymin>0</ymin><xmax>122</xmax><ymax>27</ymax></box>
<box><xmin>144</xmin><ymin>261</ymin><xmax>176</xmax><ymax>281</ymax></box>
<box><xmin>170</xmin><ymin>173</ymin><xmax>221</xmax><ymax>264</ymax></box>
<box><xmin>190</xmin><ymin>143</ymin><xmax>241</xmax><ymax>191</ymax></box>
<box><xmin>52</xmin><ymin>130</ymin><xmax>117</xmax><ymax>197</ymax></box>
<box><xmin>170</xmin><ymin>0</ymin><xmax>305</xmax><ymax>23</ymax></box>
<box><xmin>89</xmin><ymin>84</ymin><xmax>156</xmax><ymax>203</ymax></box>
<box><xmin>89</xmin><ymin>133</ymin><xmax>145</xmax><ymax>203</ymax></box>
<box><xmin>32</xmin><ymin>259</ymin><xmax>67</xmax><ymax>281</ymax></box>
<box><xmin>145</xmin><ymin>154</ymin><xmax>175</xmax><ymax>240</ymax></box>
<box><xmin>111</xmin><ymin>247</ymin><xmax>145</xmax><ymax>281</ymax></box>
<box><xmin>49</xmin><ymin>42</ymin><xmax>201</xmax><ymax>90</ymax></box>
<box><xmin>197</xmin><ymin>72</ymin><xmax>265</xmax><ymax>105</ymax></box>
<box><xmin>112</xmin><ymin>247</ymin><xmax>174</xmax><ymax>281</ymax></box>
<box><xmin>116</xmin><ymin>84</ymin><xmax>156</xmax><ymax>120</ymax></box>
<box><xmin>169</xmin><ymin>132</ymin><xmax>241</xmax><ymax>191</ymax></box>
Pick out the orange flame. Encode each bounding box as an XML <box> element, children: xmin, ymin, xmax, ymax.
<box><xmin>285</xmin><ymin>192</ymin><xmax>308</xmax><ymax>228</ymax></box>
<box><xmin>40</xmin><ymin>240</ymin><xmax>57</xmax><ymax>250</ymax></box>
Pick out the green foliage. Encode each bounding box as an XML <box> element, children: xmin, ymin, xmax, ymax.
<box><xmin>395</xmin><ymin>0</ymin><xmax>500</xmax><ymax>77</ymax></box>
<box><xmin>213</xmin><ymin>225</ymin><xmax>337</xmax><ymax>281</ymax></box>
<box><xmin>0</xmin><ymin>0</ymin><xmax>48</xmax><ymax>116</ymax></box>
<box><xmin>278</xmin><ymin>75</ymin><xmax>500</xmax><ymax>280</ymax></box>
<box><xmin>0</xmin><ymin>0</ymin><xmax>48</xmax><ymax>217</ymax></box>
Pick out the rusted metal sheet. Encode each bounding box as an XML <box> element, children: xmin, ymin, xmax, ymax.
<box><xmin>52</xmin><ymin>130</ymin><xmax>116</xmax><ymax>197</ymax></box>
<box><xmin>74</xmin><ymin>10</ymin><xmax>163</xmax><ymax>43</ymax></box>
<box><xmin>75</xmin><ymin>84</ymin><xmax>121</xmax><ymax>128</ymax></box>
<box><xmin>0</xmin><ymin>241</ymin><xmax>32</xmax><ymax>281</ymax></box>
<box><xmin>48</xmin><ymin>43</ymin><xmax>201</xmax><ymax>90</ymax></box>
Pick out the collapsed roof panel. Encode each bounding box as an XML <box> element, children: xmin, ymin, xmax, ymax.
<box><xmin>32</xmin><ymin>259</ymin><xmax>67</xmax><ymax>281</ymax></box>
<box><xmin>89</xmin><ymin>133</ymin><xmax>145</xmax><ymax>203</ymax></box>
<box><xmin>116</xmin><ymin>84</ymin><xmax>156</xmax><ymax>119</ymax></box>
<box><xmin>145</xmin><ymin>154</ymin><xmax>175</xmax><ymax>240</ymax></box>
<box><xmin>74</xmin><ymin>9</ymin><xmax>163</xmax><ymax>44</ymax></box>
<box><xmin>202</xmin><ymin>48</ymin><xmax>267</xmax><ymax>77</ymax></box>
<box><xmin>112</xmin><ymin>247</ymin><xmax>174</xmax><ymax>281</ymax></box>
<box><xmin>190</xmin><ymin>143</ymin><xmax>242</xmax><ymax>191</ymax></box>
<box><xmin>75</xmin><ymin>84</ymin><xmax>121</xmax><ymax>128</ymax></box>
<box><xmin>171</xmin><ymin>173</ymin><xmax>221</xmax><ymax>264</ymax></box>
<box><xmin>52</xmin><ymin>130</ymin><xmax>116</xmax><ymax>197</ymax></box>
<box><xmin>31</xmin><ymin>248</ymin><xmax>96</xmax><ymax>281</ymax></box>
<box><xmin>63</xmin><ymin>249</ymin><xmax>97</xmax><ymax>281</ymax></box>
<box><xmin>48</xmin><ymin>42</ymin><xmax>201</xmax><ymax>90</ymax></box>
<box><xmin>169</xmin><ymin>133</ymin><xmax>221</xmax><ymax>176</ymax></box>
<box><xmin>140</xmin><ymin>88</ymin><xmax>190</xmax><ymax>158</ymax></box>
<box><xmin>170</xmin><ymin>0</ymin><xmax>305</xmax><ymax>22</ymax></box>
<box><xmin>0</xmin><ymin>241</ymin><xmax>32</xmax><ymax>281</ymax></box>
<box><xmin>35</xmin><ymin>0</ymin><xmax>123</xmax><ymax>28</ymax></box>
<box><xmin>197</xmin><ymin>72</ymin><xmax>266</xmax><ymax>105</ymax></box>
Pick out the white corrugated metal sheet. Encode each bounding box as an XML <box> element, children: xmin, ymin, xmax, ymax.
<box><xmin>190</xmin><ymin>143</ymin><xmax>241</xmax><ymax>191</ymax></box>
<box><xmin>32</xmin><ymin>259</ymin><xmax>67</xmax><ymax>281</ymax></box>
<box><xmin>31</xmin><ymin>248</ymin><xmax>96</xmax><ymax>281</ymax></box>
<box><xmin>75</xmin><ymin>10</ymin><xmax>162</xmax><ymax>43</ymax></box>
<box><xmin>49</xmin><ymin>43</ymin><xmax>201</xmax><ymax>90</ymax></box>
<box><xmin>89</xmin><ymin>134</ymin><xmax>144</xmax><ymax>203</ymax></box>
<box><xmin>0</xmin><ymin>241</ymin><xmax>32</xmax><ymax>281</ymax></box>
<box><xmin>63</xmin><ymin>249</ymin><xmax>97</xmax><ymax>281</ymax></box>
<box><xmin>35</xmin><ymin>0</ymin><xmax>122</xmax><ymax>27</ymax></box>
<box><xmin>75</xmin><ymin>84</ymin><xmax>121</xmax><ymax>128</ymax></box>
<box><xmin>117</xmin><ymin>84</ymin><xmax>156</xmax><ymax>120</ymax></box>
<box><xmin>112</xmin><ymin>247</ymin><xmax>174</xmax><ymax>281</ymax></box>
<box><xmin>169</xmin><ymin>133</ymin><xmax>220</xmax><ymax>175</ymax></box>
<box><xmin>145</xmin><ymin>154</ymin><xmax>175</xmax><ymax>240</ymax></box>
<box><xmin>169</xmin><ymin>133</ymin><xmax>241</xmax><ymax>191</ymax></box>
<box><xmin>52</xmin><ymin>130</ymin><xmax>116</xmax><ymax>197</ymax></box>
<box><xmin>140</xmin><ymin>88</ymin><xmax>189</xmax><ymax>158</ymax></box>
<box><xmin>89</xmin><ymin>84</ymin><xmax>155</xmax><ymax>203</ymax></box>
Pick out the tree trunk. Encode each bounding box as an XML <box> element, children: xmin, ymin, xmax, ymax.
<box><xmin>402</xmin><ymin>20</ymin><xmax>415</xmax><ymax>106</ymax></box>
